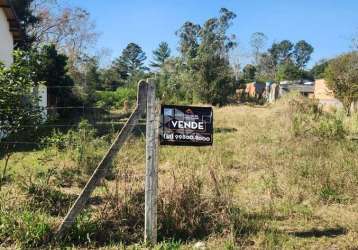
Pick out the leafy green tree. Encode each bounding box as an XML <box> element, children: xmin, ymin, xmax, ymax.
<box><xmin>310</xmin><ymin>59</ymin><xmax>329</xmax><ymax>79</ymax></box>
<box><xmin>0</xmin><ymin>51</ymin><xmax>43</xmax><ymax>184</ymax></box>
<box><xmin>193</xmin><ymin>54</ymin><xmax>235</xmax><ymax>105</ymax></box>
<box><xmin>276</xmin><ymin>62</ymin><xmax>303</xmax><ymax>81</ymax></box>
<box><xmin>256</xmin><ymin>52</ymin><xmax>276</xmax><ymax>81</ymax></box>
<box><xmin>99</xmin><ymin>68</ymin><xmax>122</xmax><ymax>90</ymax></box>
<box><xmin>156</xmin><ymin>58</ymin><xmax>193</xmax><ymax>104</ymax></box>
<box><xmin>325</xmin><ymin>52</ymin><xmax>358</xmax><ymax>115</ymax></box>
<box><xmin>293</xmin><ymin>40</ymin><xmax>314</xmax><ymax>69</ymax></box>
<box><xmin>84</xmin><ymin>57</ymin><xmax>101</xmax><ymax>90</ymax></box>
<box><xmin>176</xmin><ymin>22</ymin><xmax>201</xmax><ymax>59</ymax></box>
<box><xmin>269</xmin><ymin>40</ymin><xmax>294</xmax><ymax>65</ymax></box>
<box><xmin>150</xmin><ymin>42</ymin><xmax>171</xmax><ymax>68</ymax></box>
<box><xmin>257</xmin><ymin>39</ymin><xmax>314</xmax><ymax>81</ymax></box>
<box><xmin>24</xmin><ymin>45</ymin><xmax>75</xmax><ymax>112</ymax></box>
<box><xmin>184</xmin><ymin>8</ymin><xmax>237</xmax><ymax>105</ymax></box>
<box><xmin>71</xmin><ymin>56</ymin><xmax>101</xmax><ymax>104</ymax></box>
<box><xmin>242</xmin><ymin>64</ymin><xmax>257</xmax><ymax>82</ymax></box>
<box><xmin>112</xmin><ymin>43</ymin><xmax>147</xmax><ymax>81</ymax></box>
<box><xmin>0</xmin><ymin>52</ymin><xmax>43</xmax><ymax>139</ymax></box>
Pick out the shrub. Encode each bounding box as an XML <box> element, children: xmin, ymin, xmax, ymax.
<box><xmin>325</xmin><ymin>52</ymin><xmax>358</xmax><ymax>115</ymax></box>
<box><xmin>96</xmin><ymin>87</ymin><xmax>137</xmax><ymax>109</ymax></box>
<box><xmin>289</xmin><ymin>94</ymin><xmax>346</xmax><ymax>139</ymax></box>
<box><xmin>42</xmin><ymin>120</ymin><xmax>108</xmax><ymax>177</ymax></box>
<box><xmin>313</xmin><ymin>115</ymin><xmax>345</xmax><ymax>139</ymax></box>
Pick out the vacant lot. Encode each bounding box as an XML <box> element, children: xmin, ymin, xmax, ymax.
<box><xmin>1</xmin><ymin>95</ymin><xmax>357</xmax><ymax>249</ymax></box>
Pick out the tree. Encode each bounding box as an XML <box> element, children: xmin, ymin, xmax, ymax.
<box><xmin>77</xmin><ymin>56</ymin><xmax>101</xmax><ymax>104</ymax></box>
<box><xmin>176</xmin><ymin>21</ymin><xmax>201</xmax><ymax>59</ymax></box>
<box><xmin>179</xmin><ymin>8</ymin><xmax>237</xmax><ymax>105</ymax></box>
<box><xmin>25</xmin><ymin>45</ymin><xmax>75</xmax><ymax>112</ymax></box>
<box><xmin>150</xmin><ymin>42</ymin><xmax>171</xmax><ymax>68</ymax></box>
<box><xmin>325</xmin><ymin>52</ymin><xmax>358</xmax><ymax>115</ymax></box>
<box><xmin>250</xmin><ymin>32</ymin><xmax>268</xmax><ymax>65</ymax></box>
<box><xmin>112</xmin><ymin>43</ymin><xmax>147</xmax><ymax>81</ymax></box>
<box><xmin>293</xmin><ymin>40</ymin><xmax>314</xmax><ymax>69</ymax></box>
<box><xmin>242</xmin><ymin>64</ymin><xmax>257</xmax><ymax>82</ymax></box>
<box><xmin>257</xmin><ymin>39</ymin><xmax>314</xmax><ymax>81</ymax></box>
<box><xmin>268</xmin><ymin>40</ymin><xmax>294</xmax><ymax>65</ymax></box>
<box><xmin>0</xmin><ymin>51</ymin><xmax>43</xmax><ymax>186</ymax></box>
<box><xmin>99</xmin><ymin>68</ymin><xmax>122</xmax><ymax>90</ymax></box>
<box><xmin>9</xmin><ymin>0</ymin><xmax>39</xmax><ymax>48</ymax></box>
<box><xmin>256</xmin><ymin>52</ymin><xmax>276</xmax><ymax>81</ymax></box>
<box><xmin>310</xmin><ymin>59</ymin><xmax>329</xmax><ymax>79</ymax></box>
<box><xmin>276</xmin><ymin>62</ymin><xmax>303</xmax><ymax>81</ymax></box>
<box><xmin>29</xmin><ymin>3</ymin><xmax>98</xmax><ymax>58</ymax></box>
<box><xmin>84</xmin><ymin>57</ymin><xmax>101</xmax><ymax>90</ymax></box>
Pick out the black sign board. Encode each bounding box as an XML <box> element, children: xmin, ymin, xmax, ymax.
<box><xmin>160</xmin><ymin>105</ymin><xmax>213</xmax><ymax>146</ymax></box>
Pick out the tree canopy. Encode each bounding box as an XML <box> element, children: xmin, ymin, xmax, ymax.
<box><xmin>0</xmin><ymin>51</ymin><xmax>43</xmax><ymax>146</ymax></box>
<box><xmin>174</xmin><ymin>8</ymin><xmax>237</xmax><ymax>105</ymax></box>
<box><xmin>112</xmin><ymin>43</ymin><xmax>148</xmax><ymax>81</ymax></box>
<box><xmin>255</xmin><ymin>39</ymin><xmax>314</xmax><ymax>81</ymax></box>
<box><xmin>325</xmin><ymin>52</ymin><xmax>358</xmax><ymax>114</ymax></box>
<box><xmin>150</xmin><ymin>42</ymin><xmax>171</xmax><ymax>68</ymax></box>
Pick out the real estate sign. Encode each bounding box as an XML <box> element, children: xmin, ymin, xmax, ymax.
<box><xmin>160</xmin><ymin>105</ymin><xmax>213</xmax><ymax>146</ymax></box>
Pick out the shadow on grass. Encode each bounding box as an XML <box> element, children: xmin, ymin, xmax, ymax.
<box><xmin>288</xmin><ymin>227</ymin><xmax>347</xmax><ymax>238</ymax></box>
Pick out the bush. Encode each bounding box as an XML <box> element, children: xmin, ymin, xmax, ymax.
<box><xmin>289</xmin><ymin>94</ymin><xmax>346</xmax><ymax>139</ymax></box>
<box><xmin>96</xmin><ymin>87</ymin><xmax>137</xmax><ymax>109</ymax></box>
<box><xmin>314</xmin><ymin>115</ymin><xmax>345</xmax><ymax>139</ymax></box>
<box><xmin>325</xmin><ymin>52</ymin><xmax>358</xmax><ymax>114</ymax></box>
<box><xmin>42</xmin><ymin>120</ymin><xmax>108</xmax><ymax>177</ymax></box>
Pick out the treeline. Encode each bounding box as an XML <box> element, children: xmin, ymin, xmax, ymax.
<box><xmin>2</xmin><ymin>1</ymin><xmax>358</xmax><ymax>119</ymax></box>
<box><xmin>241</xmin><ymin>35</ymin><xmax>315</xmax><ymax>83</ymax></box>
<box><xmin>92</xmin><ymin>8</ymin><xmax>239</xmax><ymax>106</ymax></box>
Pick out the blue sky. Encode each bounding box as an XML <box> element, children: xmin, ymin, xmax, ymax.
<box><xmin>69</xmin><ymin>0</ymin><xmax>358</xmax><ymax>68</ymax></box>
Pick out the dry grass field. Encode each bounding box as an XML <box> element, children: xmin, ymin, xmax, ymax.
<box><xmin>1</xmin><ymin>94</ymin><xmax>358</xmax><ymax>249</ymax></box>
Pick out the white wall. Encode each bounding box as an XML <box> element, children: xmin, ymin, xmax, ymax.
<box><xmin>0</xmin><ymin>8</ymin><xmax>14</xmax><ymax>67</ymax></box>
<box><xmin>31</xmin><ymin>84</ymin><xmax>48</xmax><ymax>121</ymax></box>
<box><xmin>37</xmin><ymin>84</ymin><xmax>48</xmax><ymax>120</ymax></box>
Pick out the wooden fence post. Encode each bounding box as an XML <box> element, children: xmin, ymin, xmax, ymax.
<box><xmin>145</xmin><ymin>79</ymin><xmax>159</xmax><ymax>245</ymax></box>
<box><xmin>55</xmin><ymin>80</ymin><xmax>148</xmax><ymax>239</ymax></box>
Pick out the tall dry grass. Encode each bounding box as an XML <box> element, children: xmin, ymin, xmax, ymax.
<box><xmin>0</xmin><ymin>93</ymin><xmax>357</xmax><ymax>248</ymax></box>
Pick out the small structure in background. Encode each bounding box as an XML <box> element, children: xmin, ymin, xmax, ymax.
<box><xmin>268</xmin><ymin>83</ymin><xmax>279</xmax><ymax>103</ymax></box>
<box><xmin>279</xmin><ymin>81</ymin><xmax>315</xmax><ymax>98</ymax></box>
<box><xmin>244</xmin><ymin>82</ymin><xmax>266</xmax><ymax>99</ymax></box>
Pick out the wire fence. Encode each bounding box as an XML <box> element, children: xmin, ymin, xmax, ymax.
<box><xmin>0</xmin><ymin>101</ymin><xmax>145</xmax><ymax>148</ymax></box>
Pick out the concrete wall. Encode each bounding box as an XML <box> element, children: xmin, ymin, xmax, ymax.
<box><xmin>314</xmin><ymin>79</ymin><xmax>335</xmax><ymax>100</ymax></box>
<box><xmin>314</xmin><ymin>79</ymin><xmax>344</xmax><ymax>111</ymax></box>
<box><xmin>0</xmin><ymin>8</ymin><xmax>14</xmax><ymax>67</ymax></box>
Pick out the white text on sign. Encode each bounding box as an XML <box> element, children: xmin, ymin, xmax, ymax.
<box><xmin>171</xmin><ymin>121</ymin><xmax>204</xmax><ymax>130</ymax></box>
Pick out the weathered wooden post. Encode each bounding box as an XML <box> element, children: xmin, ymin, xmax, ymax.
<box><xmin>145</xmin><ymin>79</ymin><xmax>159</xmax><ymax>244</ymax></box>
<box><xmin>55</xmin><ymin>80</ymin><xmax>148</xmax><ymax>239</ymax></box>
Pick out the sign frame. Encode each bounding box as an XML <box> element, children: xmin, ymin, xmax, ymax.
<box><xmin>160</xmin><ymin>104</ymin><xmax>213</xmax><ymax>147</ymax></box>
